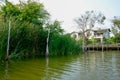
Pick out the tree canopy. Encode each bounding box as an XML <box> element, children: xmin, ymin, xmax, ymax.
<box><xmin>112</xmin><ymin>16</ymin><xmax>120</xmax><ymax>30</ymax></box>
<box><xmin>0</xmin><ymin>0</ymin><xmax>49</xmax><ymax>29</ymax></box>
<box><xmin>46</xmin><ymin>20</ymin><xmax>64</xmax><ymax>35</ymax></box>
<box><xmin>74</xmin><ymin>11</ymin><xmax>105</xmax><ymax>39</ymax></box>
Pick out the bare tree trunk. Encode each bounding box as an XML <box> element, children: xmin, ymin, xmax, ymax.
<box><xmin>93</xmin><ymin>36</ymin><xmax>95</xmax><ymax>51</ymax></box>
<box><xmin>4</xmin><ymin>0</ymin><xmax>7</xmax><ymax>4</ymax></box>
<box><xmin>6</xmin><ymin>20</ymin><xmax>11</xmax><ymax>60</ymax></box>
<box><xmin>46</xmin><ymin>29</ymin><xmax>50</xmax><ymax>57</ymax></box>
<box><xmin>82</xmin><ymin>34</ymin><xmax>85</xmax><ymax>52</ymax></box>
<box><xmin>82</xmin><ymin>39</ymin><xmax>85</xmax><ymax>52</ymax></box>
<box><xmin>101</xmin><ymin>37</ymin><xmax>103</xmax><ymax>52</ymax></box>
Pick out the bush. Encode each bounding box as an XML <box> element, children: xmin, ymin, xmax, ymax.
<box><xmin>114</xmin><ymin>33</ymin><xmax>120</xmax><ymax>43</ymax></box>
<box><xmin>49</xmin><ymin>34</ymin><xmax>81</xmax><ymax>56</ymax></box>
<box><xmin>0</xmin><ymin>27</ymin><xmax>81</xmax><ymax>60</ymax></box>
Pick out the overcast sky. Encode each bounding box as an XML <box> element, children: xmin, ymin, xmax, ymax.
<box><xmin>9</xmin><ymin>0</ymin><xmax>120</xmax><ymax>32</ymax></box>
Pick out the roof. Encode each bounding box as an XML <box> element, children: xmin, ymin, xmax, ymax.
<box><xmin>70</xmin><ymin>28</ymin><xmax>111</xmax><ymax>34</ymax></box>
<box><xmin>93</xmin><ymin>28</ymin><xmax>111</xmax><ymax>34</ymax></box>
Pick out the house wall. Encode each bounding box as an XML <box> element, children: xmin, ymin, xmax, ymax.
<box><xmin>71</xmin><ymin>32</ymin><xmax>80</xmax><ymax>40</ymax></box>
<box><xmin>71</xmin><ymin>29</ymin><xmax>111</xmax><ymax>40</ymax></box>
<box><xmin>103</xmin><ymin>30</ymin><xmax>110</xmax><ymax>38</ymax></box>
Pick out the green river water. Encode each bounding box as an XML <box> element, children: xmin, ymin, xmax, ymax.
<box><xmin>0</xmin><ymin>51</ymin><xmax>120</xmax><ymax>80</ymax></box>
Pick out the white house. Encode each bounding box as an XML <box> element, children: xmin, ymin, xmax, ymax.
<box><xmin>71</xmin><ymin>28</ymin><xmax>111</xmax><ymax>43</ymax></box>
<box><xmin>70</xmin><ymin>31</ymin><xmax>82</xmax><ymax>40</ymax></box>
<box><xmin>93</xmin><ymin>28</ymin><xmax>111</xmax><ymax>44</ymax></box>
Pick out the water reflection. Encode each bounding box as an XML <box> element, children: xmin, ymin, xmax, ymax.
<box><xmin>5</xmin><ymin>62</ymin><xmax>9</xmax><ymax>80</ymax></box>
<box><xmin>0</xmin><ymin>61</ymin><xmax>9</xmax><ymax>80</ymax></box>
<box><xmin>41</xmin><ymin>57</ymin><xmax>49</xmax><ymax>80</ymax></box>
<box><xmin>0</xmin><ymin>51</ymin><xmax>120</xmax><ymax>80</ymax></box>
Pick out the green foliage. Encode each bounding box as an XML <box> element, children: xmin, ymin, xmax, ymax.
<box><xmin>0</xmin><ymin>26</ymin><xmax>47</xmax><ymax>59</ymax></box>
<box><xmin>112</xmin><ymin>16</ymin><xmax>120</xmax><ymax>31</ymax></box>
<box><xmin>114</xmin><ymin>33</ymin><xmax>120</xmax><ymax>43</ymax></box>
<box><xmin>111</xmin><ymin>26</ymin><xmax>118</xmax><ymax>36</ymax></box>
<box><xmin>0</xmin><ymin>1</ymin><xmax>49</xmax><ymax>60</ymax></box>
<box><xmin>104</xmin><ymin>33</ymin><xmax>120</xmax><ymax>44</ymax></box>
<box><xmin>0</xmin><ymin>1</ymin><xmax>81</xmax><ymax>60</ymax></box>
<box><xmin>17</xmin><ymin>1</ymin><xmax>49</xmax><ymax>26</ymax></box>
<box><xmin>49</xmin><ymin>34</ymin><xmax>81</xmax><ymax>56</ymax></box>
<box><xmin>103</xmin><ymin>37</ymin><xmax>115</xmax><ymax>44</ymax></box>
<box><xmin>86</xmin><ymin>38</ymin><xmax>94</xmax><ymax>45</ymax></box>
<box><xmin>1</xmin><ymin>2</ymin><xmax>20</xmax><ymax>17</ymax></box>
<box><xmin>113</xmin><ymin>19</ymin><xmax>120</xmax><ymax>26</ymax></box>
<box><xmin>46</xmin><ymin>20</ymin><xmax>64</xmax><ymax>35</ymax></box>
<box><xmin>0</xmin><ymin>0</ymin><xmax>49</xmax><ymax>30</ymax></box>
<box><xmin>0</xmin><ymin>26</ymin><xmax>81</xmax><ymax>59</ymax></box>
<box><xmin>113</xmin><ymin>19</ymin><xmax>120</xmax><ymax>29</ymax></box>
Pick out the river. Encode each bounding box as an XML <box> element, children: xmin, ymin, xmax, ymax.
<box><xmin>0</xmin><ymin>51</ymin><xmax>120</xmax><ymax>80</ymax></box>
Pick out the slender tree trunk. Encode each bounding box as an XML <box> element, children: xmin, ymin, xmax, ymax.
<box><xmin>4</xmin><ymin>0</ymin><xmax>7</xmax><ymax>4</ymax></box>
<box><xmin>46</xmin><ymin>29</ymin><xmax>50</xmax><ymax>57</ymax></box>
<box><xmin>101</xmin><ymin>37</ymin><xmax>103</xmax><ymax>52</ymax></box>
<box><xmin>82</xmin><ymin>34</ymin><xmax>85</xmax><ymax>52</ymax></box>
<box><xmin>118</xmin><ymin>25</ymin><xmax>120</xmax><ymax>32</ymax></box>
<box><xmin>82</xmin><ymin>39</ymin><xmax>85</xmax><ymax>52</ymax></box>
<box><xmin>93</xmin><ymin>36</ymin><xmax>95</xmax><ymax>51</ymax></box>
<box><xmin>6</xmin><ymin>20</ymin><xmax>11</xmax><ymax>60</ymax></box>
